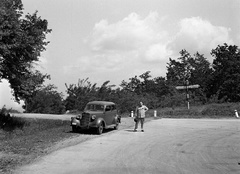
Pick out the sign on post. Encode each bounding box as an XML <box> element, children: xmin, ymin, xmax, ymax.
<box><xmin>176</xmin><ymin>84</ymin><xmax>200</xmax><ymax>109</ymax></box>
<box><xmin>176</xmin><ymin>84</ymin><xmax>200</xmax><ymax>90</ymax></box>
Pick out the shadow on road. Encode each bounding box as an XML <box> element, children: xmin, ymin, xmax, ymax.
<box><xmin>67</xmin><ymin>128</ymin><xmax>117</xmax><ymax>135</ymax></box>
<box><xmin>125</xmin><ymin>129</ymin><xmax>135</xmax><ymax>132</ymax></box>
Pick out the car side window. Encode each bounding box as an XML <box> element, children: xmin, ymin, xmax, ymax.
<box><xmin>105</xmin><ymin>105</ymin><xmax>111</xmax><ymax>112</ymax></box>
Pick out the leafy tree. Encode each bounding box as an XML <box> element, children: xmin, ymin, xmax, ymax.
<box><xmin>209</xmin><ymin>43</ymin><xmax>240</xmax><ymax>102</ymax></box>
<box><xmin>166</xmin><ymin>50</ymin><xmax>211</xmax><ymax>104</ymax></box>
<box><xmin>152</xmin><ymin>76</ymin><xmax>171</xmax><ymax>98</ymax></box>
<box><xmin>120</xmin><ymin>71</ymin><xmax>153</xmax><ymax>95</ymax></box>
<box><xmin>120</xmin><ymin>75</ymin><xmax>142</xmax><ymax>94</ymax></box>
<box><xmin>114</xmin><ymin>89</ymin><xmax>140</xmax><ymax>113</ymax></box>
<box><xmin>120</xmin><ymin>71</ymin><xmax>171</xmax><ymax>108</ymax></box>
<box><xmin>65</xmin><ymin>78</ymin><xmax>98</xmax><ymax>111</ymax></box>
<box><xmin>190</xmin><ymin>52</ymin><xmax>212</xmax><ymax>103</ymax></box>
<box><xmin>0</xmin><ymin>0</ymin><xmax>51</xmax><ymax>101</ymax></box>
<box><xmin>19</xmin><ymin>70</ymin><xmax>50</xmax><ymax>110</ymax></box>
<box><xmin>23</xmin><ymin>84</ymin><xmax>65</xmax><ymax>114</ymax></box>
<box><xmin>189</xmin><ymin>52</ymin><xmax>212</xmax><ymax>87</ymax></box>
<box><xmin>97</xmin><ymin>80</ymin><xmax>116</xmax><ymax>100</ymax></box>
<box><xmin>16</xmin><ymin>70</ymin><xmax>50</xmax><ymax>100</ymax></box>
<box><xmin>166</xmin><ymin>50</ymin><xmax>194</xmax><ymax>86</ymax></box>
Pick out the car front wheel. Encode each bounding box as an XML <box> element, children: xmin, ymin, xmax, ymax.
<box><xmin>97</xmin><ymin>122</ymin><xmax>104</xmax><ymax>135</ymax></box>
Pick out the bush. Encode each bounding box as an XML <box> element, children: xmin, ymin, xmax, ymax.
<box><xmin>0</xmin><ymin>106</ymin><xmax>26</xmax><ymax>131</ymax></box>
<box><xmin>158</xmin><ymin>103</ymin><xmax>239</xmax><ymax>118</ymax></box>
<box><xmin>201</xmin><ymin>103</ymin><xmax>240</xmax><ymax>117</ymax></box>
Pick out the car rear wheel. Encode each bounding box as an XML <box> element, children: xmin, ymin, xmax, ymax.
<box><xmin>114</xmin><ymin>121</ymin><xmax>119</xmax><ymax>130</ymax></box>
<box><xmin>97</xmin><ymin>122</ymin><xmax>103</xmax><ymax>135</ymax></box>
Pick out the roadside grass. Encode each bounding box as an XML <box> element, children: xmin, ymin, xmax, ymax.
<box><xmin>0</xmin><ymin>118</ymin><xmax>76</xmax><ymax>174</ymax></box>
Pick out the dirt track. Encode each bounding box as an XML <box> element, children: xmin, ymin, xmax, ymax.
<box><xmin>16</xmin><ymin>118</ymin><xmax>240</xmax><ymax>174</ymax></box>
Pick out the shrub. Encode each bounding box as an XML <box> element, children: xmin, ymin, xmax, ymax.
<box><xmin>201</xmin><ymin>103</ymin><xmax>239</xmax><ymax>117</ymax></box>
<box><xmin>158</xmin><ymin>103</ymin><xmax>239</xmax><ymax>118</ymax></box>
<box><xmin>0</xmin><ymin>106</ymin><xmax>26</xmax><ymax>131</ymax></box>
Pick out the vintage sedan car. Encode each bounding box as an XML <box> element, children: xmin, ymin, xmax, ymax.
<box><xmin>70</xmin><ymin>101</ymin><xmax>121</xmax><ymax>134</ymax></box>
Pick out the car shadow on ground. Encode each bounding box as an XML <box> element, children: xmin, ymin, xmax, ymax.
<box><xmin>66</xmin><ymin>128</ymin><xmax>117</xmax><ymax>135</ymax></box>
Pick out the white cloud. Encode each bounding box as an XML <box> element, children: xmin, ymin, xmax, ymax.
<box><xmin>84</xmin><ymin>12</ymin><xmax>181</xmax><ymax>79</ymax></box>
<box><xmin>65</xmin><ymin>13</ymin><xmax>235</xmax><ymax>84</ymax></box>
<box><xmin>65</xmin><ymin>12</ymin><xmax>173</xmax><ymax>79</ymax></box>
<box><xmin>170</xmin><ymin>17</ymin><xmax>234</xmax><ymax>57</ymax></box>
<box><xmin>89</xmin><ymin>12</ymin><xmax>170</xmax><ymax>57</ymax></box>
<box><xmin>145</xmin><ymin>43</ymin><xmax>173</xmax><ymax>62</ymax></box>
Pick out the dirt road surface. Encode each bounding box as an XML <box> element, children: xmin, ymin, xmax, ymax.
<box><xmin>16</xmin><ymin>119</ymin><xmax>240</xmax><ymax>174</ymax></box>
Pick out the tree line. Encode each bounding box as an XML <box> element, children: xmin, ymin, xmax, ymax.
<box><xmin>15</xmin><ymin>43</ymin><xmax>240</xmax><ymax>114</ymax></box>
<box><xmin>1</xmin><ymin>1</ymin><xmax>240</xmax><ymax>114</ymax></box>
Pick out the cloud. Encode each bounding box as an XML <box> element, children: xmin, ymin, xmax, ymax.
<box><xmin>65</xmin><ymin>12</ymin><xmax>173</xmax><ymax>79</ymax></box>
<box><xmin>91</xmin><ymin>13</ymin><xmax>152</xmax><ymax>51</ymax></box>
<box><xmin>145</xmin><ymin>43</ymin><xmax>173</xmax><ymax>62</ymax></box>
<box><xmin>170</xmin><ymin>17</ymin><xmax>234</xmax><ymax>57</ymax></box>
<box><xmin>65</xmin><ymin>13</ymin><xmax>234</xmax><ymax>84</ymax></box>
<box><xmin>89</xmin><ymin>12</ymin><xmax>171</xmax><ymax>60</ymax></box>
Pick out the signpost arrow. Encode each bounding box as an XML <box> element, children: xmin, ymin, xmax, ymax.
<box><xmin>176</xmin><ymin>84</ymin><xmax>200</xmax><ymax>90</ymax></box>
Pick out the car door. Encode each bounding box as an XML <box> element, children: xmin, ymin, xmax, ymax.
<box><xmin>104</xmin><ymin>105</ymin><xmax>114</xmax><ymax>125</ymax></box>
<box><xmin>111</xmin><ymin>105</ymin><xmax>117</xmax><ymax>124</ymax></box>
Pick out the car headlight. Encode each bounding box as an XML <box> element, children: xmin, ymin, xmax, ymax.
<box><xmin>76</xmin><ymin>114</ymin><xmax>82</xmax><ymax>120</ymax></box>
<box><xmin>91</xmin><ymin>115</ymin><xmax>96</xmax><ymax>120</ymax></box>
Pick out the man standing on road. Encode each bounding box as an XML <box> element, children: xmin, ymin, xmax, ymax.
<box><xmin>134</xmin><ymin>102</ymin><xmax>148</xmax><ymax>132</ymax></box>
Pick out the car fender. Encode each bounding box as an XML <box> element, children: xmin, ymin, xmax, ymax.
<box><xmin>71</xmin><ymin>117</ymin><xmax>80</xmax><ymax>126</ymax></box>
<box><xmin>96</xmin><ymin>118</ymin><xmax>106</xmax><ymax>127</ymax></box>
<box><xmin>115</xmin><ymin>114</ymin><xmax>121</xmax><ymax>123</ymax></box>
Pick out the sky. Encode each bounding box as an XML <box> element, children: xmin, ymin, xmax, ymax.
<box><xmin>1</xmin><ymin>0</ymin><xmax>240</xmax><ymax>111</ymax></box>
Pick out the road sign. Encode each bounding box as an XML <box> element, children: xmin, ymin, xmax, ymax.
<box><xmin>176</xmin><ymin>84</ymin><xmax>200</xmax><ymax>90</ymax></box>
<box><xmin>176</xmin><ymin>86</ymin><xmax>186</xmax><ymax>90</ymax></box>
<box><xmin>175</xmin><ymin>84</ymin><xmax>200</xmax><ymax>110</ymax></box>
<box><xmin>188</xmin><ymin>84</ymin><xmax>200</xmax><ymax>89</ymax></box>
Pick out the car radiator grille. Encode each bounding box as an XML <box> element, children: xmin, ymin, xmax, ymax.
<box><xmin>80</xmin><ymin>113</ymin><xmax>90</xmax><ymax>126</ymax></box>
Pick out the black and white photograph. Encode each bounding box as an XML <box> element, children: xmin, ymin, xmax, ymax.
<box><xmin>1</xmin><ymin>0</ymin><xmax>240</xmax><ymax>173</ymax></box>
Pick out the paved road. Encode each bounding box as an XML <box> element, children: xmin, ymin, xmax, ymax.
<box><xmin>16</xmin><ymin>119</ymin><xmax>240</xmax><ymax>174</ymax></box>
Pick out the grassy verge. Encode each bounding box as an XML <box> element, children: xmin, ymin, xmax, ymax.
<box><xmin>153</xmin><ymin>103</ymin><xmax>240</xmax><ymax>118</ymax></box>
<box><xmin>0</xmin><ymin>118</ymin><xmax>76</xmax><ymax>174</ymax></box>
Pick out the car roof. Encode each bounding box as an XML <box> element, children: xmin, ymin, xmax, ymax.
<box><xmin>87</xmin><ymin>101</ymin><xmax>115</xmax><ymax>105</ymax></box>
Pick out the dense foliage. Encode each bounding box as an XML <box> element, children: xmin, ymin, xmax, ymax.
<box><xmin>0</xmin><ymin>0</ymin><xmax>51</xmax><ymax>101</ymax></box>
<box><xmin>23</xmin><ymin>84</ymin><xmax>65</xmax><ymax>114</ymax></box>
<box><xmin>208</xmin><ymin>44</ymin><xmax>240</xmax><ymax>102</ymax></box>
<box><xmin>0</xmin><ymin>106</ymin><xmax>25</xmax><ymax>130</ymax></box>
<box><xmin>64</xmin><ymin>44</ymin><xmax>240</xmax><ymax>113</ymax></box>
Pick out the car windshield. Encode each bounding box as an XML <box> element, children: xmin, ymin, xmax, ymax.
<box><xmin>85</xmin><ymin>104</ymin><xmax>104</xmax><ymax>111</ymax></box>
